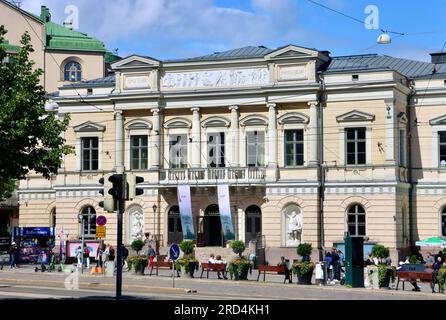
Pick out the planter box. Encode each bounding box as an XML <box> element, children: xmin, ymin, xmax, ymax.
<box><xmin>233</xmin><ymin>264</ymin><xmax>250</xmax><ymax>280</ymax></box>
<box><xmin>296</xmin><ymin>267</ymin><xmax>313</xmax><ymax>285</ymax></box>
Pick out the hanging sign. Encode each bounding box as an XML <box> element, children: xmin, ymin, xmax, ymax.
<box><xmin>217</xmin><ymin>184</ymin><xmax>235</xmax><ymax>241</ymax></box>
<box><xmin>177</xmin><ymin>185</ymin><xmax>195</xmax><ymax>240</ymax></box>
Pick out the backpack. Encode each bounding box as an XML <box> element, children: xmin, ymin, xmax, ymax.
<box><xmin>85</xmin><ymin>247</ymin><xmax>90</xmax><ymax>256</ymax></box>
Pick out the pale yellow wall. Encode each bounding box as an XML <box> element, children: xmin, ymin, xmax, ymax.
<box><xmin>0</xmin><ymin>1</ymin><xmax>45</xmax><ymax>81</ymax></box>
<box><xmin>45</xmin><ymin>50</ymin><xmax>105</xmax><ymax>93</ymax></box>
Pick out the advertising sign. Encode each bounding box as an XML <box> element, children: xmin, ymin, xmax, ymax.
<box><xmin>177</xmin><ymin>185</ymin><xmax>195</xmax><ymax>240</ymax></box>
<box><xmin>217</xmin><ymin>184</ymin><xmax>235</xmax><ymax>241</ymax></box>
<box><xmin>13</xmin><ymin>227</ymin><xmax>55</xmax><ymax>237</ymax></box>
<box><xmin>66</xmin><ymin>241</ymin><xmax>101</xmax><ymax>258</ymax></box>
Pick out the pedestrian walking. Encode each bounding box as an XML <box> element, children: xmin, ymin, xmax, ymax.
<box><xmin>83</xmin><ymin>245</ymin><xmax>90</xmax><ymax>268</ymax></box>
<box><xmin>278</xmin><ymin>256</ymin><xmax>291</xmax><ymax>284</ymax></box>
<box><xmin>146</xmin><ymin>244</ymin><xmax>156</xmax><ymax>268</ymax></box>
<box><xmin>122</xmin><ymin>244</ymin><xmax>129</xmax><ymax>270</ymax></box>
<box><xmin>75</xmin><ymin>245</ymin><xmax>82</xmax><ymax>268</ymax></box>
<box><xmin>9</xmin><ymin>242</ymin><xmax>18</xmax><ymax>269</ymax></box>
<box><xmin>96</xmin><ymin>243</ymin><xmax>105</xmax><ymax>270</ymax></box>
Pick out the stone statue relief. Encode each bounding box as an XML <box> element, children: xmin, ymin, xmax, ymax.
<box><xmin>129</xmin><ymin>207</ymin><xmax>144</xmax><ymax>242</ymax></box>
<box><xmin>284</xmin><ymin>207</ymin><xmax>302</xmax><ymax>247</ymax></box>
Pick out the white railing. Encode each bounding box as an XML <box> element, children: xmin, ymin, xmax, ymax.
<box><xmin>159</xmin><ymin>167</ymin><xmax>266</xmax><ymax>184</ymax></box>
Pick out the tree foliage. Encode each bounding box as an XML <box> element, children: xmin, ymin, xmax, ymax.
<box><xmin>0</xmin><ymin>26</ymin><xmax>72</xmax><ymax>200</ymax></box>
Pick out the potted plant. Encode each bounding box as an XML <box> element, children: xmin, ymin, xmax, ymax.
<box><xmin>127</xmin><ymin>256</ymin><xmax>147</xmax><ymax>275</ymax></box>
<box><xmin>371</xmin><ymin>244</ymin><xmax>396</xmax><ymax>288</ymax></box>
<box><xmin>227</xmin><ymin>240</ymin><xmax>251</xmax><ymax>280</ymax></box>
<box><xmin>291</xmin><ymin>243</ymin><xmax>314</xmax><ymax>285</ymax></box>
<box><xmin>175</xmin><ymin>240</ymin><xmax>198</xmax><ymax>278</ymax></box>
<box><xmin>131</xmin><ymin>239</ymin><xmax>145</xmax><ymax>256</ymax></box>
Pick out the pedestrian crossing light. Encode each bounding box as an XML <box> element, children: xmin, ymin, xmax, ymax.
<box><xmin>126</xmin><ymin>173</ymin><xmax>144</xmax><ymax>200</ymax></box>
<box><xmin>99</xmin><ymin>173</ymin><xmax>116</xmax><ymax>212</ymax></box>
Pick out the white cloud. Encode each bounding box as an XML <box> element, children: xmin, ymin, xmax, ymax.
<box><xmin>19</xmin><ymin>0</ymin><xmax>306</xmax><ymax>58</ymax></box>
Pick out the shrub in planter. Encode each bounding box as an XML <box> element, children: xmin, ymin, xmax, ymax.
<box><xmin>292</xmin><ymin>261</ymin><xmax>315</xmax><ymax>285</ymax></box>
<box><xmin>127</xmin><ymin>256</ymin><xmax>147</xmax><ymax>275</ymax></box>
<box><xmin>131</xmin><ymin>239</ymin><xmax>145</xmax><ymax>256</ymax></box>
<box><xmin>231</xmin><ymin>240</ymin><xmax>246</xmax><ymax>258</ymax></box>
<box><xmin>175</xmin><ymin>258</ymin><xmax>199</xmax><ymax>278</ymax></box>
<box><xmin>180</xmin><ymin>240</ymin><xmax>195</xmax><ymax>256</ymax></box>
<box><xmin>371</xmin><ymin>244</ymin><xmax>395</xmax><ymax>288</ymax></box>
<box><xmin>227</xmin><ymin>258</ymin><xmax>251</xmax><ymax>280</ymax></box>
<box><xmin>297</xmin><ymin>243</ymin><xmax>312</xmax><ymax>262</ymax></box>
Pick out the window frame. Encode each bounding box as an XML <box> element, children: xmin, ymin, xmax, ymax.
<box><xmin>64</xmin><ymin>61</ymin><xmax>82</xmax><ymax>82</ymax></box>
<box><xmin>347</xmin><ymin>204</ymin><xmax>366</xmax><ymax>237</ymax></box>
<box><xmin>169</xmin><ymin>134</ymin><xmax>188</xmax><ymax>169</ymax></box>
<box><xmin>345</xmin><ymin>127</ymin><xmax>367</xmax><ymax>166</ymax></box>
<box><xmin>81</xmin><ymin>137</ymin><xmax>99</xmax><ymax>172</ymax></box>
<box><xmin>130</xmin><ymin>135</ymin><xmax>149</xmax><ymax>170</ymax></box>
<box><xmin>284</xmin><ymin>129</ymin><xmax>305</xmax><ymax>167</ymax></box>
<box><xmin>80</xmin><ymin>206</ymin><xmax>96</xmax><ymax>239</ymax></box>
<box><xmin>442</xmin><ymin>207</ymin><xmax>446</xmax><ymax>237</ymax></box>
<box><xmin>245</xmin><ymin>130</ymin><xmax>266</xmax><ymax>167</ymax></box>
<box><xmin>206</xmin><ymin>131</ymin><xmax>226</xmax><ymax>168</ymax></box>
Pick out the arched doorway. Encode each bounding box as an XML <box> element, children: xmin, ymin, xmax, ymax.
<box><xmin>168</xmin><ymin>206</ymin><xmax>183</xmax><ymax>244</ymax></box>
<box><xmin>202</xmin><ymin>204</ymin><xmax>222</xmax><ymax>247</ymax></box>
<box><xmin>245</xmin><ymin>205</ymin><xmax>261</xmax><ymax>244</ymax></box>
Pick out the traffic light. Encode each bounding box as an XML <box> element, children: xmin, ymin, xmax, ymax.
<box><xmin>99</xmin><ymin>173</ymin><xmax>116</xmax><ymax>212</ymax></box>
<box><xmin>126</xmin><ymin>173</ymin><xmax>145</xmax><ymax>200</ymax></box>
<box><xmin>108</xmin><ymin>174</ymin><xmax>124</xmax><ymax>200</ymax></box>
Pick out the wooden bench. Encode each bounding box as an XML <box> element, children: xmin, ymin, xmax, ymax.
<box><xmin>200</xmin><ymin>263</ymin><xmax>227</xmax><ymax>279</ymax></box>
<box><xmin>149</xmin><ymin>261</ymin><xmax>173</xmax><ymax>276</ymax></box>
<box><xmin>257</xmin><ymin>265</ymin><xmax>291</xmax><ymax>283</ymax></box>
<box><xmin>396</xmin><ymin>271</ymin><xmax>437</xmax><ymax>292</ymax></box>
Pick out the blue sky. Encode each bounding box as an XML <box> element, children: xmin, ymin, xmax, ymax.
<box><xmin>20</xmin><ymin>0</ymin><xmax>446</xmax><ymax>62</ymax></box>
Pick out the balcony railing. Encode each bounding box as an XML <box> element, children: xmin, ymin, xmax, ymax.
<box><xmin>159</xmin><ymin>167</ymin><xmax>266</xmax><ymax>184</ymax></box>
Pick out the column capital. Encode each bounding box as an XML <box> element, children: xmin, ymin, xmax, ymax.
<box><xmin>267</xmin><ymin>103</ymin><xmax>277</xmax><ymax>109</ymax></box>
<box><xmin>150</xmin><ymin>108</ymin><xmax>160</xmax><ymax>114</ymax></box>
<box><xmin>229</xmin><ymin>105</ymin><xmax>239</xmax><ymax>112</ymax></box>
<box><xmin>307</xmin><ymin>101</ymin><xmax>318</xmax><ymax>108</ymax></box>
<box><xmin>191</xmin><ymin>107</ymin><xmax>200</xmax><ymax>113</ymax></box>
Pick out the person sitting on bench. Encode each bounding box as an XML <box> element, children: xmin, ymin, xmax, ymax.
<box><xmin>214</xmin><ymin>255</ymin><xmax>228</xmax><ymax>280</ymax></box>
<box><xmin>278</xmin><ymin>256</ymin><xmax>292</xmax><ymax>283</ymax></box>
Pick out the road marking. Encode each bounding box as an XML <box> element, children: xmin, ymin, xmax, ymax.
<box><xmin>0</xmin><ymin>290</ymin><xmax>73</xmax><ymax>299</ymax></box>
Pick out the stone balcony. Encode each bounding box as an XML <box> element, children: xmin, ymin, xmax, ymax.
<box><xmin>159</xmin><ymin>167</ymin><xmax>266</xmax><ymax>185</ymax></box>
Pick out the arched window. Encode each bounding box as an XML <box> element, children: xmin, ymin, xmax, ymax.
<box><xmin>80</xmin><ymin>206</ymin><xmax>96</xmax><ymax>238</ymax></box>
<box><xmin>347</xmin><ymin>204</ymin><xmax>366</xmax><ymax>236</ymax></box>
<box><xmin>64</xmin><ymin>61</ymin><xmax>82</xmax><ymax>82</ymax></box>
<box><xmin>442</xmin><ymin>207</ymin><xmax>446</xmax><ymax>236</ymax></box>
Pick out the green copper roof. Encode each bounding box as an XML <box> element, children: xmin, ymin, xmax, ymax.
<box><xmin>45</xmin><ymin>21</ymin><xmax>106</xmax><ymax>52</ymax></box>
<box><xmin>105</xmin><ymin>51</ymin><xmax>121</xmax><ymax>64</ymax></box>
<box><xmin>0</xmin><ymin>40</ymin><xmax>20</xmax><ymax>53</ymax></box>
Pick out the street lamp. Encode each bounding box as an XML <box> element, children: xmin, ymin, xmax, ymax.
<box><xmin>77</xmin><ymin>213</ymin><xmax>85</xmax><ymax>274</ymax></box>
<box><xmin>152</xmin><ymin>204</ymin><xmax>157</xmax><ymax>242</ymax></box>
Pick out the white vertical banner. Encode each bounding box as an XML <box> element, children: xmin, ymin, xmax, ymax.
<box><xmin>177</xmin><ymin>185</ymin><xmax>195</xmax><ymax>240</ymax></box>
<box><xmin>217</xmin><ymin>184</ymin><xmax>235</xmax><ymax>240</ymax></box>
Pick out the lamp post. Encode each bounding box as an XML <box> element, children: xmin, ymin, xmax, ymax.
<box><xmin>77</xmin><ymin>213</ymin><xmax>85</xmax><ymax>274</ymax></box>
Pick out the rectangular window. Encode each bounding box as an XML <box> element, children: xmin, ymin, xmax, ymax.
<box><xmin>246</xmin><ymin>131</ymin><xmax>265</xmax><ymax>167</ymax></box>
<box><xmin>346</xmin><ymin>128</ymin><xmax>366</xmax><ymax>165</ymax></box>
<box><xmin>285</xmin><ymin>130</ymin><xmax>304</xmax><ymax>167</ymax></box>
<box><xmin>399</xmin><ymin>130</ymin><xmax>405</xmax><ymax>166</ymax></box>
<box><xmin>169</xmin><ymin>134</ymin><xmax>188</xmax><ymax>168</ymax></box>
<box><xmin>130</xmin><ymin>135</ymin><xmax>148</xmax><ymax>170</ymax></box>
<box><xmin>207</xmin><ymin>132</ymin><xmax>225</xmax><ymax>167</ymax></box>
<box><xmin>439</xmin><ymin>132</ymin><xmax>446</xmax><ymax>167</ymax></box>
<box><xmin>81</xmin><ymin>137</ymin><xmax>99</xmax><ymax>171</ymax></box>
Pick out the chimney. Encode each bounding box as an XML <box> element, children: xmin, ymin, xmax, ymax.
<box><xmin>430</xmin><ymin>52</ymin><xmax>446</xmax><ymax>64</ymax></box>
<box><xmin>40</xmin><ymin>6</ymin><xmax>51</xmax><ymax>23</ymax></box>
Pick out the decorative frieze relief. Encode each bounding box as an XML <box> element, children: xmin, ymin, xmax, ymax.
<box><xmin>162</xmin><ymin>68</ymin><xmax>269</xmax><ymax>89</ymax></box>
<box><xmin>416</xmin><ymin>188</ymin><xmax>446</xmax><ymax>196</ymax></box>
<box><xmin>19</xmin><ymin>188</ymin><xmax>158</xmax><ymax>200</ymax></box>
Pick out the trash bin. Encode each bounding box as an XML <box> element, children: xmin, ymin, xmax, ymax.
<box><xmin>105</xmin><ymin>261</ymin><xmax>115</xmax><ymax>277</ymax></box>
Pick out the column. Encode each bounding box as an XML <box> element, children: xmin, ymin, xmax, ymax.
<box><xmin>230</xmin><ymin>106</ymin><xmax>240</xmax><ymax>167</ymax></box>
<box><xmin>385</xmin><ymin>99</ymin><xmax>395</xmax><ymax>164</ymax></box>
<box><xmin>151</xmin><ymin>108</ymin><xmax>161</xmax><ymax>169</ymax></box>
<box><xmin>308</xmin><ymin>101</ymin><xmax>319</xmax><ymax>166</ymax></box>
<box><xmin>115</xmin><ymin>110</ymin><xmax>124</xmax><ymax>174</ymax></box>
<box><xmin>267</xmin><ymin>103</ymin><xmax>278</xmax><ymax>168</ymax></box>
<box><xmin>191</xmin><ymin>107</ymin><xmax>201</xmax><ymax>168</ymax></box>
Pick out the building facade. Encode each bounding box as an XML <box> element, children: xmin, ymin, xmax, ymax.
<box><xmin>17</xmin><ymin>43</ymin><xmax>446</xmax><ymax>263</ymax></box>
<box><xmin>0</xmin><ymin>0</ymin><xmax>119</xmax><ymax>239</ymax></box>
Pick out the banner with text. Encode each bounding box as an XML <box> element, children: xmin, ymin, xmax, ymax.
<box><xmin>177</xmin><ymin>185</ymin><xmax>195</xmax><ymax>240</ymax></box>
<box><xmin>217</xmin><ymin>184</ymin><xmax>235</xmax><ymax>241</ymax></box>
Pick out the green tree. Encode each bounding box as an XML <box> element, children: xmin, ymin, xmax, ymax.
<box><xmin>0</xmin><ymin>26</ymin><xmax>72</xmax><ymax>200</ymax></box>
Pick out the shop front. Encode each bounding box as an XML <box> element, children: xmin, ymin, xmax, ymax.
<box><xmin>12</xmin><ymin>227</ymin><xmax>55</xmax><ymax>263</ymax></box>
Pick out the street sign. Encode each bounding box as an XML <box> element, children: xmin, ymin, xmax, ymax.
<box><xmin>96</xmin><ymin>225</ymin><xmax>106</xmax><ymax>239</ymax></box>
<box><xmin>96</xmin><ymin>215</ymin><xmax>107</xmax><ymax>227</ymax></box>
<box><xmin>169</xmin><ymin>244</ymin><xmax>180</xmax><ymax>261</ymax></box>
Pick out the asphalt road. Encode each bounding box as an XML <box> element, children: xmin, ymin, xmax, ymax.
<box><xmin>0</xmin><ymin>267</ymin><xmax>444</xmax><ymax>300</ymax></box>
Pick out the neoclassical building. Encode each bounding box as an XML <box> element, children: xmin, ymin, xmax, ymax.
<box><xmin>17</xmin><ymin>43</ymin><xmax>446</xmax><ymax>262</ymax></box>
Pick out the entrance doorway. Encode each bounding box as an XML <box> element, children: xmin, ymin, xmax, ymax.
<box><xmin>168</xmin><ymin>206</ymin><xmax>183</xmax><ymax>245</ymax></box>
<box><xmin>245</xmin><ymin>205</ymin><xmax>261</xmax><ymax>244</ymax></box>
<box><xmin>198</xmin><ymin>204</ymin><xmax>223</xmax><ymax>247</ymax></box>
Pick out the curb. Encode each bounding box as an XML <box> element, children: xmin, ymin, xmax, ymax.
<box><xmin>0</xmin><ymin>278</ymin><xmax>189</xmax><ymax>295</ymax></box>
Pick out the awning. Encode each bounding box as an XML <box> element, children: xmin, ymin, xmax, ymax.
<box><xmin>415</xmin><ymin>237</ymin><xmax>446</xmax><ymax>248</ymax></box>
